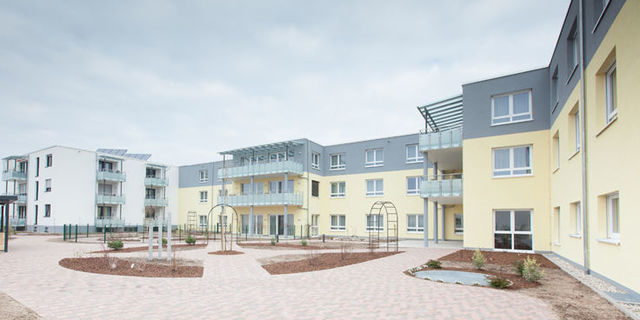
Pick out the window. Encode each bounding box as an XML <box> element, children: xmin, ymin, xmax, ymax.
<box><xmin>407</xmin><ymin>214</ymin><xmax>424</xmax><ymax>232</ymax></box>
<box><xmin>199</xmin><ymin>169</ymin><xmax>208</xmax><ymax>183</ymax></box>
<box><xmin>607</xmin><ymin>193</ymin><xmax>619</xmax><ymax>239</ymax></box>
<box><xmin>568</xmin><ymin>22</ymin><xmax>579</xmax><ymax>73</ymax></box>
<box><xmin>366</xmin><ymin>179</ymin><xmax>383</xmax><ymax>196</ymax></box>
<box><xmin>455</xmin><ymin>214</ymin><xmax>463</xmax><ymax>234</ymax></box>
<box><xmin>269</xmin><ymin>152</ymin><xmax>286</xmax><ymax>162</ymax></box>
<box><xmin>330</xmin><ymin>215</ymin><xmax>346</xmax><ymax>231</ymax></box>
<box><xmin>573</xmin><ymin>110</ymin><xmax>580</xmax><ymax>151</ymax></box>
<box><xmin>593</xmin><ymin>0</ymin><xmax>610</xmax><ymax>29</ymax></box>
<box><xmin>241</xmin><ymin>183</ymin><xmax>251</xmax><ymax>195</ymax></box>
<box><xmin>330</xmin><ymin>154</ymin><xmax>345</xmax><ymax>170</ymax></box>
<box><xmin>553</xmin><ymin>132</ymin><xmax>560</xmax><ymax>170</ymax></box>
<box><xmin>44</xmin><ymin>204</ymin><xmax>51</xmax><ymax>217</ymax></box>
<box><xmin>330</xmin><ymin>182</ymin><xmax>346</xmax><ymax>198</ymax></box>
<box><xmin>491</xmin><ymin>90</ymin><xmax>532</xmax><ymax>125</ymax></box>
<box><xmin>45</xmin><ymin>154</ymin><xmax>52</xmax><ymax>167</ymax></box>
<box><xmin>34</xmin><ymin>205</ymin><xmax>38</xmax><ymax>224</ymax></box>
<box><xmin>99</xmin><ymin>161</ymin><xmax>114</xmax><ymax>172</ymax></box>
<box><xmin>146</xmin><ymin>188</ymin><xmax>156</xmax><ymax>199</ymax></box>
<box><xmin>146</xmin><ymin>168</ymin><xmax>158</xmax><ymax>178</ymax></box>
<box><xmin>605</xmin><ymin>62</ymin><xmax>617</xmax><ymax>123</ymax></box>
<box><xmin>311</xmin><ymin>215</ymin><xmax>319</xmax><ymax>236</ymax></box>
<box><xmin>551</xmin><ymin>67</ymin><xmax>559</xmax><ymax>108</ymax></box>
<box><xmin>98</xmin><ymin>206</ymin><xmax>112</xmax><ymax>219</ymax></box>
<box><xmin>199</xmin><ymin>215</ymin><xmax>208</xmax><ymax>228</ymax></box>
<box><xmin>553</xmin><ymin>207</ymin><xmax>561</xmax><ymax>244</ymax></box>
<box><xmin>35</xmin><ymin>181</ymin><xmax>39</xmax><ymax>200</ymax></box>
<box><xmin>365</xmin><ymin>149</ymin><xmax>384</xmax><ymax>167</ymax></box>
<box><xmin>493</xmin><ymin>146</ymin><xmax>532</xmax><ymax>177</ymax></box>
<box><xmin>406</xmin><ymin>144</ymin><xmax>424</xmax><ymax>163</ymax></box>
<box><xmin>572</xmin><ymin>202</ymin><xmax>582</xmax><ymax>235</ymax></box>
<box><xmin>200</xmin><ymin>191</ymin><xmax>208</xmax><ymax>203</ymax></box>
<box><xmin>366</xmin><ymin>214</ymin><xmax>383</xmax><ymax>231</ymax></box>
<box><xmin>98</xmin><ymin>183</ymin><xmax>113</xmax><ymax>196</ymax></box>
<box><xmin>311</xmin><ymin>152</ymin><xmax>320</xmax><ymax>170</ymax></box>
<box><xmin>35</xmin><ymin>157</ymin><xmax>39</xmax><ymax>177</ymax></box>
<box><xmin>270</xmin><ymin>180</ymin><xmax>294</xmax><ymax>193</ymax></box>
<box><xmin>406</xmin><ymin>177</ymin><xmax>420</xmax><ymax>195</ymax></box>
<box><xmin>494</xmin><ymin>210</ymin><xmax>533</xmax><ymax>251</ymax></box>
<box><xmin>311</xmin><ymin>180</ymin><xmax>319</xmax><ymax>197</ymax></box>
<box><xmin>45</xmin><ymin>179</ymin><xmax>52</xmax><ymax>192</ymax></box>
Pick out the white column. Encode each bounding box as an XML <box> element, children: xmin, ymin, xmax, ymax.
<box><xmin>166</xmin><ymin>212</ymin><xmax>172</xmax><ymax>261</ymax></box>
<box><xmin>249</xmin><ymin>176</ymin><xmax>254</xmax><ymax>237</ymax></box>
<box><xmin>283</xmin><ymin>172</ymin><xmax>288</xmax><ymax>238</ymax></box>
<box><xmin>423</xmin><ymin>152</ymin><xmax>429</xmax><ymax>247</ymax></box>
<box><xmin>147</xmin><ymin>223</ymin><xmax>153</xmax><ymax>261</ymax></box>
<box><xmin>433</xmin><ymin>162</ymin><xmax>439</xmax><ymax>244</ymax></box>
<box><xmin>157</xmin><ymin>215</ymin><xmax>163</xmax><ymax>259</ymax></box>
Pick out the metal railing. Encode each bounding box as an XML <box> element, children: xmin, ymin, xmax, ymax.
<box><xmin>95</xmin><ymin>218</ymin><xmax>125</xmax><ymax>227</ymax></box>
<box><xmin>144</xmin><ymin>197</ymin><xmax>168</xmax><ymax>207</ymax></box>
<box><xmin>9</xmin><ymin>218</ymin><xmax>26</xmax><ymax>226</ymax></box>
<box><xmin>1</xmin><ymin>171</ymin><xmax>27</xmax><ymax>181</ymax></box>
<box><xmin>96</xmin><ymin>170</ymin><xmax>126</xmax><ymax>182</ymax></box>
<box><xmin>144</xmin><ymin>177</ymin><xmax>168</xmax><ymax>187</ymax></box>
<box><xmin>420</xmin><ymin>174</ymin><xmax>463</xmax><ymax>198</ymax></box>
<box><xmin>96</xmin><ymin>194</ymin><xmax>126</xmax><ymax>204</ymax></box>
<box><xmin>419</xmin><ymin>126</ymin><xmax>463</xmax><ymax>151</ymax></box>
<box><xmin>217</xmin><ymin>192</ymin><xmax>304</xmax><ymax>206</ymax></box>
<box><xmin>218</xmin><ymin>160</ymin><xmax>303</xmax><ymax>179</ymax></box>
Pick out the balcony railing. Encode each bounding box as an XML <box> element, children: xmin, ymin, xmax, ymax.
<box><xmin>16</xmin><ymin>194</ymin><xmax>27</xmax><ymax>203</ymax></box>
<box><xmin>217</xmin><ymin>192</ymin><xmax>304</xmax><ymax>207</ymax></box>
<box><xmin>95</xmin><ymin>218</ymin><xmax>125</xmax><ymax>227</ymax></box>
<box><xmin>419</xmin><ymin>127</ymin><xmax>463</xmax><ymax>152</ymax></box>
<box><xmin>2</xmin><ymin>171</ymin><xmax>27</xmax><ymax>181</ymax></box>
<box><xmin>96</xmin><ymin>170</ymin><xmax>126</xmax><ymax>182</ymax></box>
<box><xmin>144</xmin><ymin>177</ymin><xmax>168</xmax><ymax>187</ymax></box>
<box><xmin>145</xmin><ymin>197</ymin><xmax>168</xmax><ymax>207</ymax></box>
<box><xmin>218</xmin><ymin>160</ymin><xmax>304</xmax><ymax>179</ymax></box>
<box><xmin>420</xmin><ymin>177</ymin><xmax>463</xmax><ymax>198</ymax></box>
<box><xmin>10</xmin><ymin>218</ymin><xmax>26</xmax><ymax>226</ymax></box>
<box><xmin>96</xmin><ymin>194</ymin><xmax>126</xmax><ymax>205</ymax></box>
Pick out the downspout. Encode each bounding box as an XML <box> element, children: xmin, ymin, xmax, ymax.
<box><xmin>578</xmin><ymin>0</ymin><xmax>590</xmax><ymax>274</ymax></box>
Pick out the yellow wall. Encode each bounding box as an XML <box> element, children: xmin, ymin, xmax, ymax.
<box><xmin>444</xmin><ymin>204</ymin><xmax>463</xmax><ymax>241</ymax></box>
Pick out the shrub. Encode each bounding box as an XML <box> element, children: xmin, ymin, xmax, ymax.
<box><xmin>107</xmin><ymin>240</ymin><xmax>123</xmax><ymax>250</ymax></box>
<box><xmin>472</xmin><ymin>249</ymin><xmax>486</xmax><ymax>269</ymax></box>
<box><xmin>185</xmin><ymin>235</ymin><xmax>196</xmax><ymax>245</ymax></box>
<box><xmin>514</xmin><ymin>259</ymin><xmax>525</xmax><ymax>275</ymax></box>
<box><xmin>301</xmin><ymin>239</ymin><xmax>308</xmax><ymax>246</ymax></box>
<box><xmin>489</xmin><ymin>276</ymin><xmax>511</xmax><ymax>289</ymax></box>
<box><xmin>270</xmin><ymin>238</ymin><xmax>276</xmax><ymax>246</ymax></box>
<box><xmin>426</xmin><ymin>259</ymin><xmax>442</xmax><ymax>269</ymax></box>
<box><xmin>521</xmin><ymin>256</ymin><xmax>544</xmax><ymax>282</ymax></box>
<box><xmin>162</xmin><ymin>238</ymin><xmax>168</xmax><ymax>246</ymax></box>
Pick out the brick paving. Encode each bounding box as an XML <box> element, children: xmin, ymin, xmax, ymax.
<box><xmin>0</xmin><ymin>235</ymin><xmax>557</xmax><ymax>320</ymax></box>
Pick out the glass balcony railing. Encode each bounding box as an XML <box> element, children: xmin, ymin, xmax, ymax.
<box><xmin>10</xmin><ymin>218</ymin><xmax>26</xmax><ymax>226</ymax></box>
<box><xmin>2</xmin><ymin>171</ymin><xmax>27</xmax><ymax>181</ymax></box>
<box><xmin>96</xmin><ymin>170</ymin><xmax>126</xmax><ymax>182</ymax></box>
<box><xmin>419</xmin><ymin>127</ymin><xmax>463</xmax><ymax>152</ymax></box>
<box><xmin>16</xmin><ymin>194</ymin><xmax>27</xmax><ymax>203</ymax></box>
<box><xmin>217</xmin><ymin>192</ymin><xmax>304</xmax><ymax>207</ymax></box>
<box><xmin>96</xmin><ymin>194</ymin><xmax>126</xmax><ymax>205</ymax></box>
<box><xmin>218</xmin><ymin>160</ymin><xmax>303</xmax><ymax>179</ymax></box>
<box><xmin>145</xmin><ymin>197</ymin><xmax>168</xmax><ymax>207</ymax></box>
<box><xmin>420</xmin><ymin>177</ymin><xmax>463</xmax><ymax>198</ymax></box>
<box><xmin>144</xmin><ymin>177</ymin><xmax>168</xmax><ymax>187</ymax></box>
<box><xmin>95</xmin><ymin>218</ymin><xmax>125</xmax><ymax>227</ymax></box>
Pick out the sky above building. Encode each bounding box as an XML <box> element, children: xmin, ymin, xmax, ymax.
<box><xmin>0</xmin><ymin>0</ymin><xmax>570</xmax><ymax>165</ymax></box>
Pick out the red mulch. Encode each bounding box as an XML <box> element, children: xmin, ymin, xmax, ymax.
<box><xmin>262</xmin><ymin>251</ymin><xmax>402</xmax><ymax>275</ymax></box>
<box><xmin>439</xmin><ymin>249</ymin><xmax>559</xmax><ymax>269</ymax></box>
<box><xmin>92</xmin><ymin>243</ymin><xmax>207</xmax><ymax>253</ymax></box>
<box><xmin>208</xmin><ymin>250</ymin><xmax>244</xmax><ymax>255</ymax></box>
<box><xmin>59</xmin><ymin>257</ymin><xmax>203</xmax><ymax>278</ymax></box>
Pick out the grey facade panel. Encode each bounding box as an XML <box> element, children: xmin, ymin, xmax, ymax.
<box><xmin>179</xmin><ymin>161</ymin><xmax>224</xmax><ymax>188</ymax></box>
<box><xmin>462</xmin><ymin>68</ymin><xmax>551</xmax><ymax>140</ymax></box>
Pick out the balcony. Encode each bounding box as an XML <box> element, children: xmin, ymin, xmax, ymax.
<box><xmin>2</xmin><ymin>171</ymin><xmax>27</xmax><ymax>181</ymax></box>
<box><xmin>144</xmin><ymin>176</ymin><xmax>168</xmax><ymax>187</ymax></box>
<box><xmin>218</xmin><ymin>160</ymin><xmax>303</xmax><ymax>179</ymax></box>
<box><xmin>420</xmin><ymin>176</ymin><xmax>463</xmax><ymax>205</ymax></box>
<box><xmin>217</xmin><ymin>192</ymin><xmax>304</xmax><ymax>207</ymax></box>
<box><xmin>9</xmin><ymin>218</ymin><xmax>26</xmax><ymax>227</ymax></box>
<box><xmin>96</xmin><ymin>194</ymin><xmax>126</xmax><ymax>205</ymax></box>
<box><xmin>16</xmin><ymin>194</ymin><xmax>27</xmax><ymax>204</ymax></box>
<box><xmin>96</xmin><ymin>170</ymin><xmax>126</xmax><ymax>182</ymax></box>
<box><xmin>419</xmin><ymin>127</ymin><xmax>463</xmax><ymax>171</ymax></box>
<box><xmin>95</xmin><ymin>218</ymin><xmax>125</xmax><ymax>227</ymax></box>
<box><xmin>145</xmin><ymin>197</ymin><xmax>168</xmax><ymax>207</ymax></box>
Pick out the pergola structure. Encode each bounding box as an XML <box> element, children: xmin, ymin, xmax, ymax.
<box><xmin>0</xmin><ymin>195</ymin><xmax>18</xmax><ymax>252</ymax></box>
<box><xmin>417</xmin><ymin>94</ymin><xmax>463</xmax><ymax>132</ymax></box>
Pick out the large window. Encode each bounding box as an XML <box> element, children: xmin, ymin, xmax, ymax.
<box><xmin>606</xmin><ymin>62</ymin><xmax>617</xmax><ymax>123</ymax></box>
<box><xmin>311</xmin><ymin>152</ymin><xmax>320</xmax><ymax>170</ymax></box>
<box><xmin>407</xmin><ymin>214</ymin><xmax>423</xmax><ymax>232</ymax></box>
<box><xmin>365</xmin><ymin>149</ymin><xmax>384</xmax><ymax>167</ymax></box>
<box><xmin>493</xmin><ymin>146</ymin><xmax>532</xmax><ymax>177</ymax></box>
<box><xmin>455</xmin><ymin>214</ymin><xmax>463</xmax><ymax>234</ymax></box>
<box><xmin>406</xmin><ymin>144</ymin><xmax>424</xmax><ymax>163</ymax></box>
<box><xmin>330</xmin><ymin>154</ymin><xmax>345</xmax><ymax>170</ymax></box>
<box><xmin>491</xmin><ymin>90</ymin><xmax>532</xmax><ymax>125</ymax></box>
<box><xmin>311</xmin><ymin>180</ymin><xmax>319</xmax><ymax>197</ymax></box>
<box><xmin>366</xmin><ymin>214</ymin><xmax>383</xmax><ymax>231</ymax></box>
<box><xmin>199</xmin><ymin>169</ymin><xmax>208</xmax><ymax>183</ymax></box>
<box><xmin>330</xmin><ymin>215</ymin><xmax>346</xmax><ymax>231</ymax></box>
<box><xmin>406</xmin><ymin>177</ymin><xmax>420</xmax><ymax>195</ymax></box>
<box><xmin>607</xmin><ymin>193</ymin><xmax>619</xmax><ymax>239</ymax></box>
<box><xmin>200</xmin><ymin>191</ymin><xmax>208</xmax><ymax>203</ymax></box>
<box><xmin>330</xmin><ymin>182</ymin><xmax>346</xmax><ymax>198</ymax></box>
<box><xmin>366</xmin><ymin>179</ymin><xmax>383</xmax><ymax>196</ymax></box>
<box><xmin>494</xmin><ymin>210</ymin><xmax>533</xmax><ymax>251</ymax></box>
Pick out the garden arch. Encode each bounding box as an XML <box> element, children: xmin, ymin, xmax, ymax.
<box><xmin>367</xmin><ymin>201</ymin><xmax>399</xmax><ymax>252</ymax></box>
<box><xmin>206</xmin><ymin>204</ymin><xmax>239</xmax><ymax>251</ymax></box>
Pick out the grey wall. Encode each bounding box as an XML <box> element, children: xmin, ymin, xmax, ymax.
<box><xmin>179</xmin><ymin>161</ymin><xmax>224</xmax><ymax>188</ymax></box>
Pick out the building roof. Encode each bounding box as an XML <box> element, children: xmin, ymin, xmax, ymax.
<box><xmin>96</xmin><ymin>149</ymin><xmax>152</xmax><ymax>161</ymax></box>
<box><xmin>220</xmin><ymin>141</ymin><xmax>304</xmax><ymax>157</ymax></box>
<box><xmin>417</xmin><ymin>94</ymin><xmax>463</xmax><ymax>132</ymax></box>
<box><xmin>2</xmin><ymin>155</ymin><xmax>28</xmax><ymax>161</ymax></box>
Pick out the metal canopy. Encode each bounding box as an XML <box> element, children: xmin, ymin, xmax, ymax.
<box><xmin>97</xmin><ymin>149</ymin><xmax>152</xmax><ymax>161</ymax></box>
<box><xmin>0</xmin><ymin>195</ymin><xmax>17</xmax><ymax>205</ymax></box>
<box><xmin>2</xmin><ymin>155</ymin><xmax>27</xmax><ymax>161</ymax></box>
<box><xmin>417</xmin><ymin>94</ymin><xmax>463</xmax><ymax>132</ymax></box>
<box><xmin>220</xmin><ymin>141</ymin><xmax>303</xmax><ymax>156</ymax></box>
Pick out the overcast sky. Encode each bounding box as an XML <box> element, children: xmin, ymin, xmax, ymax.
<box><xmin>0</xmin><ymin>0</ymin><xmax>570</xmax><ymax>165</ymax></box>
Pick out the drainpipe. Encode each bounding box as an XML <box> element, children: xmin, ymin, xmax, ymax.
<box><xmin>578</xmin><ymin>0</ymin><xmax>590</xmax><ymax>274</ymax></box>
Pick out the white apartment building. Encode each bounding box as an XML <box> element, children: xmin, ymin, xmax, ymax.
<box><xmin>1</xmin><ymin>146</ymin><xmax>178</xmax><ymax>233</ymax></box>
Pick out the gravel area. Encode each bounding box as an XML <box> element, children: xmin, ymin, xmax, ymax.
<box><xmin>0</xmin><ymin>291</ymin><xmax>40</xmax><ymax>320</ymax></box>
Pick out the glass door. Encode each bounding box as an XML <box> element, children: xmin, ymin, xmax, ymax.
<box><xmin>311</xmin><ymin>214</ymin><xmax>319</xmax><ymax>236</ymax></box>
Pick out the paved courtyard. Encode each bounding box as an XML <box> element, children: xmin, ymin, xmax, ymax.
<box><xmin>0</xmin><ymin>235</ymin><xmax>557</xmax><ymax>320</ymax></box>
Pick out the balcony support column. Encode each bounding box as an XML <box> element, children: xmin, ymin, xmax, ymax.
<box><xmin>423</xmin><ymin>152</ymin><xmax>429</xmax><ymax>247</ymax></box>
<box><xmin>440</xmin><ymin>204</ymin><xmax>445</xmax><ymax>241</ymax></box>
<box><xmin>433</xmin><ymin>161</ymin><xmax>439</xmax><ymax>244</ymax></box>
<box><xmin>249</xmin><ymin>176</ymin><xmax>254</xmax><ymax>237</ymax></box>
<box><xmin>283</xmin><ymin>172</ymin><xmax>288</xmax><ymax>238</ymax></box>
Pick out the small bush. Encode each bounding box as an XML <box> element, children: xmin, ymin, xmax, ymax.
<box><xmin>270</xmin><ymin>238</ymin><xmax>276</xmax><ymax>246</ymax></box>
<box><xmin>471</xmin><ymin>249</ymin><xmax>486</xmax><ymax>269</ymax></box>
<box><xmin>107</xmin><ymin>240</ymin><xmax>123</xmax><ymax>250</ymax></box>
<box><xmin>522</xmin><ymin>256</ymin><xmax>544</xmax><ymax>282</ymax></box>
<box><xmin>489</xmin><ymin>276</ymin><xmax>511</xmax><ymax>289</ymax></box>
<box><xmin>162</xmin><ymin>238</ymin><xmax>168</xmax><ymax>246</ymax></box>
<box><xmin>514</xmin><ymin>259</ymin><xmax>525</xmax><ymax>275</ymax></box>
<box><xmin>301</xmin><ymin>239</ymin><xmax>308</xmax><ymax>246</ymax></box>
<box><xmin>426</xmin><ymin>259</ymin><xmax>442</xmax><ymax>269</ymax></box>
<box><xmin>185</xmin><ymin>235</ymin><xmax>196</xmax><ymax>245</ymax></box>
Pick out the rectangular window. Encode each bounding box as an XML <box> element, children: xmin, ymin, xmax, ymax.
<box><xmin>605</xmin><ymin>62</ymin><xmax>617</xmax><ymax>123</ymax></box>
<box><xmin>45</xmin><ymin>179</ymin><xmax>52</xmax><ymax>192</ymax></box>
<box><xmin>494</xmin><ymin>210</ymin><xmax>533</xmax><ymax>251</ymax></box>
<box><xmin>200</xmin><ymin>191</ymin><xmax>208</xmax><ymax>202</ymax></box>
<box><xmin>199</xmin><ymin>169</ymin><xmax>208</xmax><ymax>183</ymax></box>
<box><xmin>311</xmin><ymin>214</ymin><xmax>319</xmax><ymax>236</ymax></box>
<box><xmin>607</xmin><ymin>193</ymin><xmax>619</xmax><ymax>239</ymax></box>
<box><xmin>572</xmin><ymin>202</ymin><xmax>582</xmax><ymax>235</ymax></box>
<box><xmin>551</xmin><ymin>67</ymin><xmax>559</xmax><ymax>108</ymax></box>
<box><xmin>406</xmin><ymin>177</ymin><xmax>420</xmax><ymax>195</ymax></box>
<box><xmin>366</xmin><ymin>214</ymin><xmax>383</xmax><ymax>231</ymax></box>
<box><xmin>573</xmin><ymin>110</ymin><xmax>581</xmax><ymax>151</ymax></box>
<box><xmin>493</xmin><ymin>145</ymin><xmax>532</xmax><ymax>177</ymax></box>
<box><xmin>330</xmin><ymin>215</ymin><xmax>346</xmax><ymax>231</ymax></box>
<box><xmin>365</xmin><ymin>149</ymin><xmax>384</xmax><ymax>167</ymax></box>
<box><xmin>35</xmin><ymin>157</ymin><xmax>40</xmax><ymax>177</ymax></box>
<box><xmin>199</xmin><ymin>215</ymin><xmax>208</xmax><ymax>228</ymax></box>
<box><xmin>455</xmin><ymin>214</ymin><xmax>463</xmax><ymax>234</ymax></box>
<box><xmin>407</xmin><ymin>214</ymin><xmax>424</xmax><ymax>232</ymax></box>
<box><xmin>44</xmin><ymin>204</ymin><xmax>51</xmax><ymax>217</ymax></box>
<box><xmin>311</xmin><ymin>152</ymin><xmax>320</xmax><ymax>170</ymax></box>
<box><xmin>269</xmin><ymin>180</ymin><xmax>294</xmax><ymax>193</ymax></box>
<box><xmin>45</xmin><ymin>154</ymin><xmax>52</xmax><ymax>167</ymax></box>
<box><xmin>593</xmin><ymin>0</ymin><xmax>611</xmax><ymax>28</ymax></box>
<box><xmin>330</xmin><ymin>154</ymin><xmax>345</xmax><ymax>170</ymax></box>
<box><xmin>146</xmin><ymin>188</ymin><xmax>156</xmax><ymax>199</ymax></box>
<box><xmin>553</xmin><ymin>132</ymin><xmax>560</xmax><ymax>170</ymax></box>
<box><xmin>241</xmin><ymin>183</ymin><xmax>251</xmax><ymax>195</ymax></box>
<box><xmin>34</xmin><ymin>205</ymin><xmax>38</xmax><ymax>224</ymax></box>
<box><xmin>491</xmin><ymin>90</ymin><xmax>532</xmax><ymax>125</ymax></box>
<box><xmin>366</xmin><ymin>179</ymin><xmax>383</xmax><ymax>196</ymax></box>
<box><xmin>311</xmin><ymin>180</ymin><xmax>319</xmax><ymax>197</ymax></box>
<box><xmin>330</xmin><ymin>182</ymin><xmax>346</xmax><ymax>198</ymax></box>
<box><xmin>99</xmin><ymin>161</ymin><xmax>114</xmax><ymax>172</ymax></box>
<box><xmin>98</xmin><ymin>206</ymin><xmax>112</xmax><ymax>219</ymax></box>
<box><xmin>269</xmin><ymin>152</ymin><xmax>286</xmax><ymax>163</ymax></box>
<box><xmin>406</xmin><ymin>144</ymin><xmax>424</xmax><ymax>163</ymax></box>
<box><xmin>568</xmin><ymin>23</ymin><xmax>579</xmax><ymax>73</ymax></box>
<box><xmin>35</xmin><ymin>181</ymin><xmax>39</xmax><ymax>200</ymax></box>
<box><xmin>553</xmin><ymin>207</ymin><xmax>561</xmax><ymax>244</ymax></box>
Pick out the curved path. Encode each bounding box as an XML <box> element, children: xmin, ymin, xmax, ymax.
<box><xmin>0</xmin><ymin>235</ymin><xmax>557</xmax><ymax>320</ymax></box>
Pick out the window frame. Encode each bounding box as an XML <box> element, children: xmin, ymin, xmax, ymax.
<box><xmin>199</xmin><ymin>169</ymin><xmax>208</xmax><ymax>183</ymax></box>
<box><xmin>311</xmin><ymin>152</ymin><xmax>320</xmax><ymax>170</ymax></box>
<box><xmin>330</xmin><ymin>181</ymin><xmax>346</xmax><ymax>198</ymax></box>
<box><xmin>406</xmin><ymin>176</ymin><xmax>420</xmax><ymax>195</ymax></box>
<box><xmin>365</xmin><ymin>179</ymin><xmax>383</xmax><ymax>197</ymax></box>
<box><xmin>365</xmin><ymin>148</ymin><xmax>384</xmax><ymax>167</ymax></box>
<box><xmin>607</xmin><ymin>192</ymin><xmax>620</xmax><ymax>239</ymax></box>
<box><xmin>490</xmin><ymin>89</ymin><xmax>533</xmax><ymax>126</ymax></box>
<box><xmin>330</xmin><ymin>214</ymin><xmax>346</xmax><ymax>231</ymax></box>
<box><xmin>329</xmin><ymin>154</ymin><xmax>345</xmax><ymax>170</ymax></box>
<box><xmin>493</xmin><ymin>209</ymin><xmax>533</xmax><ymax>252</ymax></box>
<box><xmin>406</xmin><ymin>144</ymin><xmax>424</xmax><ymax>163</ymax></box>
<box><xmin>573</xmin><ymin>202</ymin><xmax>582</xmax><ymax>236</ymax></box>
<box><xmin>454</xmin><ymin>214</ymin><xmax>463</xmax><ymax>234</ymax></box>
<box><xmin>366</xmin><ymin>214</ymin><xmax>384</xmax><ymax>231</ymax></box>
<box><xmin>311</xmin><ymin>180</ymin><xmax>319</xmax><ymax>197</ymax></box>
<box><xmin>45</xmin><ymin>179</ymin><xmax>52</xmax><ymax>192</ymax></box>
<box><xmin>199</xmin><ymin>191</ymin><xmax>208</xmax><ymax>203</ymax></box>
<box><xmin>406</xmin><ymin>214</ymin><xmax>424</xmax><ymax>233</ymax></box>
<box><xmin>492</xmin><ymin>145</ymin><xmax>533</xmax><ymax>178</ymax></box>
<box><xmin>574</xmin><ymin>110</ymin><xmax>581</xmax><ymax>151</ymax></box>
<box><xmin>605</xmin><ymin>62</ymin><xmax>617</xmax><ymax>123</ymax></box>
<box><xmin>44</xmin><ymin>204</ymin><xmax>51</xmax><ymax>217</ymax></box>
<box><xmin>45</xmin><ymin>154</ymin><xmax>53</xmax><ymax>167</ymax></box>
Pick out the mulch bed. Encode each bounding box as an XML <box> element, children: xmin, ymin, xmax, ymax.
<box><xmin>59</xmin><ymin>257</ymin><xmax>203</xmax><ymax>278</ymax></box>
<box><xmin>238</xmin><ymin>242</ymin><xmax>365</xmax><ymax>250</ymax></box>
<box><xmin>92</xmin><ymin>243</ymin><xmax>207</xmax><ymax>253</ymax></box>
<box><xmin>262</xmin><ymin>251</ymin><xmax>401</xmax><ymax>275</ymax></box>
<box><xmin>208</xmin><ymin>250</ymin><xmax>244</xmax><ymax>255</ymax></box>
<box><xmin>439</xmin><ymin>249</ymin><xmax>558</xmax><ymax>269</ymax></box>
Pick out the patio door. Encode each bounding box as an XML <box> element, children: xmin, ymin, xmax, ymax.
<box><xmin>269</xmin><ymin>215</ymin><xmax>285</xmax><ymax>235</ymax></box>
<box><xmin>311</xmin><ymin>214</ymin><xmax>319</xmax><ymax>236</ymax></box>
